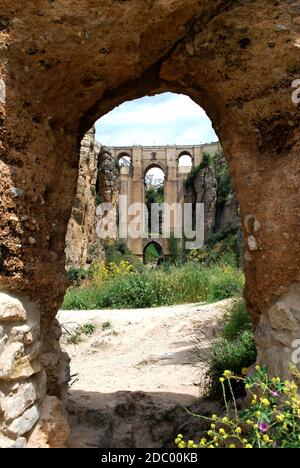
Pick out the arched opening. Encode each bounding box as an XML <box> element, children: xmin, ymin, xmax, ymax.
<box><xmin>118</xmin><ymin>152</ymin><xmax>132</xmax><ymax>168</ymax></box>
<box><xmin>178</xmin><ymin>152</ymin><xmax>193</xmax><ymax>170</ymax></box>
<box><xmin>144</xmin><ymin>165</ymin><xmax>165</xmax><ymax>237</ymax></box>
<box><xmin>143</xmin><ymin>241</ymin><xmax>164</xmax><ymax>265</ymax></box>
<box><xmin>178</xmin><ymin>152</ymin><xmax>193</xmax><ymax>176</ymax></box>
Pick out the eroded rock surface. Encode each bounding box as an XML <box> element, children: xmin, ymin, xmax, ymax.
<box><xmin>65</xmin><ymin>128</ymin><xmax>104</xmax><ymax>269</ymax></box>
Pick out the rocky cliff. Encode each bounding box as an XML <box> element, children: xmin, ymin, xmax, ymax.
<box><xmin>65</xmin><ymin>131</ymin><xmax>121</xmax><ymax>270</ymax></box>
<box><xmin>65</xmin><ymin>129</ymin><xmax>104</xmax><ymax>269</ymax></box>
<box><xmin>185</xmin><ymin>155</ymin><xmax>240</xmax><ymax>245</ymax></box>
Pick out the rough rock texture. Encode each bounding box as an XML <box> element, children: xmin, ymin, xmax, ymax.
<box><xmin>65</xmin><ymin>133</ymin><xmax>120</xmax><ymax>269</ymax></box>
<box><xmin>185</xmin><ymin>160</ymin><xmax>238</xmax><ymax>242</ymax></box>
<box><xmin>0</xmin><ymin>292</ymin><xmax>45</xmax><ymax>447</ymax></box>
<box><xmin>185</xmin><ymin>166</ymin><xmax>218</xmax><ymax>242</ymax></box>
<box><xmin>27</xmin><ymin>395</ymin><xmax>70</xmax><ymax>448</ymax></box>
<box><xmin>95</xmin><ymin>145</ymin><xmax>120</xmax><ymax>243</ymax></box>
<box><xmin>65</xmin><ymin>128</ymin><xmax>104</xmax><ymax>269</ymax></box>
<box><xmin>96</xmin><ymin>146</ymin><xmax>120</xmax><ymax>207</ymax></box>
<box><xmin>255</xmin><ymin>283</ymin><xmax>300</xmax><ymax>385</ymax></box>
<box><xmin>0</xmin><ymin>0</ymin><xmax>299</xmax><ymax>447</ymax></box>
<box><xmin>219</xmin><ymin>192</ymin><xmax>240</xmax><ymax>233</ymax></box>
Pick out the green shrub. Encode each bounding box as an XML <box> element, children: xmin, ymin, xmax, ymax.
<box><xmin>167</xmin><ymin>235</ymin><xmax>185</xmax><ymax>264</ymax></box>
<box><xmin>222</xmin><ymin>300</ymin><xmax>253</xmax><ymax>341</ymax></box>
<box><xmin>67</xmin><ymin>267</ymin><xmax>90</xmax><ymax>284</ymax></box>
<box><xmin>189</xmin><ymin>231</ymin><xmax>240</xmax><ymax>268</ymax></box>
<box><xmin>184</xmin><ymin>153</ymin><xmax>213</xmax><ymax>190</ymax></box>
<box><xmin>80</xmin><ymin>323</ymin><xmax>96</xmax><ymax>335</ymax></box>
<box><xmin>206</xmin><ymin>330</ymin><xmax>257</xmax><ymax>397</ymax></box>
<box><xmin>67</xmin><ymin>332</ymin><xmax>82</xmax><ymax>345</ymax></box>
<box><xmin>207</xmin><ymin>265</ymin><xmax>244</xmax><ymax>302</ymax></box>
<box><xmin>62</xmin><ymin>259</ymin><xmax>244</xmax><ymax>310</ymax></box>
<box><xmin>146</xmin><ymin>185</ymin><xmax>164</xmax><ymax>204</ymax></box>
<box><xmin>193</xmin><ymin>300</ymin><xmax>256</xmax><ymax>398</ymax></box>
<box><xmin>98</xmin><ymin>273</ymin><xmax>161</xmax><ymax>309</ymax></box>
<box><xmin>102</xmin><ymin>321</ymin><xmax>112</xmax><ymax>331</ymax></box>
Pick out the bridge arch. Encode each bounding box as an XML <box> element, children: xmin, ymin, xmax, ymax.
<box><xmin>143</xmin><ymin>162</ymin><xmax>167</xmax><ymax>180</ymax></box>
<box><xmin>177</xmin><ymin>151</ymin><xmax>193</xmax><ymax>169</ymax></box>
<box><xmin>117</xmin><ymin>152</ymin><xmax>132</xmax><ymax>167</ymax></box>
<box><xmin>143</xmin><ymin>240</ymin><xmax>164</xmax><ymax>265</ymax></box>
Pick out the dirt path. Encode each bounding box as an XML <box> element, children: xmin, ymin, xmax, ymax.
<box><xmin>58</xmin><ymin>301</ymin><xmax>229</xmax><ymax>448</ymax></box>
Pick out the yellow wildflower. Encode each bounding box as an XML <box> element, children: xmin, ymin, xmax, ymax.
<box><xmin>260</xmin><ymin>398</ymin><xmax>270</xmax><ymax>407</ymax></box>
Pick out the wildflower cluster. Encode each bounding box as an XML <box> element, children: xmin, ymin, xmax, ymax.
<box><xmin>175</xmin><ymin>365</ymin><xmax>300</xmax><ymax>449</ymax></box>
<box><xmin>92</xmin><ymin>260</ymin><xmax>133</xmax><ymax>284</ymax></box>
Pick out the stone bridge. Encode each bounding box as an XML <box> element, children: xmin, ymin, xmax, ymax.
<box><xmin>108</xmin><ymin>143</ymin><xmax>221</xmax><ymax>260</ymax></box>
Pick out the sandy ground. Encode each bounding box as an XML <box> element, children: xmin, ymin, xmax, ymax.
<box><xmin>57</xmin><ymin>300</ymin><xmax>229</xmax><ymax>448</ymax></box>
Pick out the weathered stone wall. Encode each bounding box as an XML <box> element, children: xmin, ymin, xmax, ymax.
<box><xmin>0</xmin><ymin>291</ymin><xmax>68</xmax><ymax>447</ymax></box>
<box><xmin>0</xmin><ymin>0</ymin><xmax>299</xmax><ymax>448</ymax></box>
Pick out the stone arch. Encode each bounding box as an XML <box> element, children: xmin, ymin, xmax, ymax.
<box><xmin>144</xmin><ymin>163</ymin><xmax>166</xmax><ymax>181</ymax></box>
<box><xmin>177</xmin><ymin>151</ymin><xmax>193</xmax><ymax>171</ymax></box>
<box><xmin>117</xmin><ymin>152</ymin><xmax>132</xmax><ymax>169</ymax></box>
<box><xmin>0</xmin><ymin>0</ymin><xmax>299</xmax><ymax>447</ymax></box>
<box><xmin>117</xmin><ymin>151</ymin><xmax>132</xmax><ymax>162</ymax></box>
<box><xmin>143</xmin><ymin>240</ymin><xmax>164</xmax><ymax>265</ymax></box>
<box><xmin>177</xmin><ymin>150</ymin><xmax>193</xmax><ymax>160</ymax></box>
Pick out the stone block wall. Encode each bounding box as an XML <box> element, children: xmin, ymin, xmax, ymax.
<box><xmin>0</xmin><ymin>292</ymin><xmax>69</xmax><ymax>447</ymax></box>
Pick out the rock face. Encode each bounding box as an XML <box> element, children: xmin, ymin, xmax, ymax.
<box><xmin>255</xmin><ymin>283</ymin><xmax>300</xmax><ymax>385</ymax></box>
<box><xmin>219</xmin><ymin>193</ymin><xmax>239</xmax><ymax>233</ymax></box>
<box><xmin>96</xmin><ymin>146</ymin><xmax>120</xmax><ymax>207</ymax></box>
<box><xmin>65</xmin><ymin>128</ymin><xmax>104</xmax><ymax>269</ymax></box>
<box><xmin>65</xmin><ymin>133</ymin><xmax>120</xmax><ymax>270</ymax></box>
<box><xmin>185</xmin><ymin>159</ymin><xmax>239</xmax><ymax>243</ymax></box>
<box><xmin>27</xmin><ymin>396</ymin><xmax>70</xmax><ymax>448</ymax></box>
<box><xmin>185</xmin><ymin>166</ymin><xmax>218</xmax><ymax>242</ymax></box>
<box><xmin>0</xmin><ymin>293</ymin><xmax>47</xmax><ymax>447</ymax></box>
<box><xmin>0</xmin><ymin>0</ymin><xmax>299</xmax><ymax>447</ymax></box>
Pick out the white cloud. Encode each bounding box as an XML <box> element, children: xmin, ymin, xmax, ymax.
<box><xmin>96</xmin><ymin>92</ymin><xmax>218</xmax><ymax>146</ymax></box>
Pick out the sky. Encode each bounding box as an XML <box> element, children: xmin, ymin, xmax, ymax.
<box><xmin>95</xmin><ymin>92</ymin><xmax>218</xmax><ymax>146</ymax></box>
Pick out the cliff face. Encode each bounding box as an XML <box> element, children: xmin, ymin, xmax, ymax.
<box><xmin>65</xmin><ymin>132</ymin><xmax>121</xmax><ymax>269</ymax></box>
<box><xmin>65</xmin><ymin>128</ymin><xmax>104</xmax><ymax>269</ymax></box>
<box><xmin>185</xmin><ymin>158</ymin><xmax>240</xmax><ymax>243</ymax></box>
<box><xmin>96</xmin><ymin>146</ymin><xmax>120</xmax><ymax>207</ymax></box>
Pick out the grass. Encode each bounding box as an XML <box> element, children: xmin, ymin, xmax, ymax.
<box><xmin>66</xmin><ymin>322</ymin><xmax>96</xmax><ymax>345</ymax></box>
<box><xmin>102</xmin><ymin>321</ymin><xmax>113</xmax><ymax>331</ymax></box>
<box><xmin>222</xmin><ymin>299</ymin><xmax>253</xmax><ymax>340</ymax></box>
<box><xmin>62</xmin><ymin>260</ymin><xmax>244</xmax><ymax>310</ymax></box>
<box><xmin>193</xmin><ymin>299</ymin><xmax>257</xmax><ymax>398</ymax></box>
